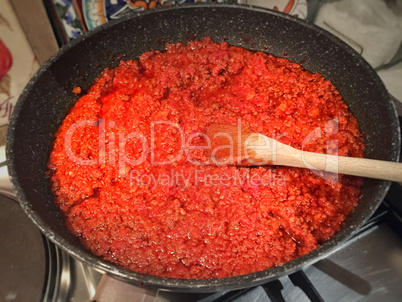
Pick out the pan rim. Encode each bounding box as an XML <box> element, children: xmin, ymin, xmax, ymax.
<box><xmin>6</xmin><ymin>3</ymin><xmax>401</xmax><ymax>292</ymax></box>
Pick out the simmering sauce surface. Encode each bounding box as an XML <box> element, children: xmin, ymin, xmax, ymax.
<box><xmin>48</xmin><ymin>38</ymin><xmax>364</xmax><ymax>279</ymax></box>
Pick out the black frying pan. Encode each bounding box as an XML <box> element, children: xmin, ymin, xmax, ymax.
<box><xmin>6</xmin><ymin>4</ymin><xmax>400</xmax><ymax>292</ymax></box>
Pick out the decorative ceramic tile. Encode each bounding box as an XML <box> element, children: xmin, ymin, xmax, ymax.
<box><xmin>237</xmin><ymin>0</ymin><xmax>308</xmax><ymax>19</ymax></box>
<box><xmin>47</xmin><ymin>0</ymin><xmax>308</xmax><ymax>39</ymax></box>
<box><xmin>47</xmin><ymin>0</ymin><xmax>86</xmax><ymax>43</ymax></box>
<box><xmin>82</xmin><ymin>0</ymin><xmax>236</xmax><ymax>30</ymax></box>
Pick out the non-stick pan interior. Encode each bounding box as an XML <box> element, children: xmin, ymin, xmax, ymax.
<box><xmin>7</xmin><ymin>4</ymin><xmax>400</xmax><ymax>291</ymax></box>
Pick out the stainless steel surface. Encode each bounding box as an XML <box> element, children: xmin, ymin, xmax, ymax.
<box><xmin>92</xmin><ymin>274</ymin><xmax>155</xmax><ymax>302</ymax></box>
<box><xmin>305</xmin><ymin>223</ymin><xmax>402</xmax><ymax>301</ymax></box>
<box><xmin>42</xmin><ymin>239</ymin><xmax>103</xmax><ymax>302</ymax></box>
<box><xmin>0</xmin><ymin>194</ymin><xmax>47</xmax><ymax>302</ymax></box>
<box><xmin>10</xmin><ymin>0</ymin><xmax>59</xmax><ymax>65</ymax></box>
<box><xmin>61</xmin><ymin>250</ymin><xmax>103</xmax><ymax>302</ymax></box>
<box><xmin>70</xmin><ymin>261</ymin><xmax>102</xmax><ymax>301</ymax></box>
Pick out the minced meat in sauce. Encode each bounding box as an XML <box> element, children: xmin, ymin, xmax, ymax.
<box><xmin>48</xmin><ymin>38</ymin><xmax>364</xmax><ymax>279</ymax></box>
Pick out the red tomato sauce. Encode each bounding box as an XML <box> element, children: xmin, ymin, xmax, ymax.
<box><xmin>48</xmin><ymin>38</ymin><xmax>364</xmax><ymax>279</ymax></box>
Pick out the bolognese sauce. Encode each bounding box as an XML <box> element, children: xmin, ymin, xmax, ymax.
<box><xmin>48</xmin><ymin>38</ymin><xmax>364</xmax><ymax>279</ymax></box>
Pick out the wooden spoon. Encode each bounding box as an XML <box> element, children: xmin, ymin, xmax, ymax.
<box><xmin>205</xmin><ymin>123</ymin><xmax>402</xmax><ymax>182</ymax></box>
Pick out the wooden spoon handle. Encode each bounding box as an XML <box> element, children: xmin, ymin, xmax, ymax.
<box><xmin>239</xmin><ymin>131</ymin><xmax>401</xmax><ymax>182</ymax></box>
<box><xmin>303</xmin><ymin>152</ymin><xmax>402</xmax><ymax>182</ymax></box>
<box><xmin>250</xmin><ymin>143</ymin><xmax>402</xmax><ymax>182</ymax></box>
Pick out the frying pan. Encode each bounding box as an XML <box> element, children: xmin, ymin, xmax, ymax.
<box><xmin>6</xmin><ymin>4</ymin><xmax>400</xmax><ymax>292</ymax></box>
